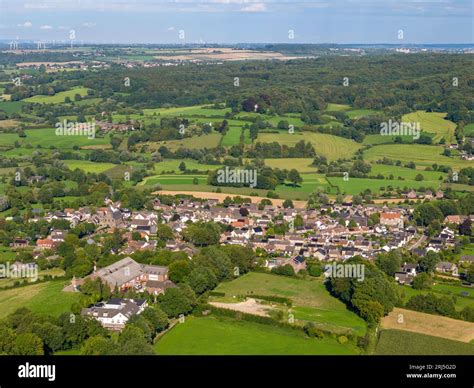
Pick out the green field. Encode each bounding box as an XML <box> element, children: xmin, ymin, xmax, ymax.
<box><xmin>213</xmin><ymin>272</ymin><xmax>366</xmax><ymax>335</ymax></box>
<box><xmin>398</xmin><ymin>284</ymin><xmax>474</xmax><ymax>311</ymax></box>
<box><xmin>23</xmin><ymin>87</ymin><xmax>90</xmax><ymax>104</ymax></box>
<box><xmin>154</xmin><ymin>316</ymin><xmax>360</xmax><ymax>355</ymax></box>
<box><xmin>375</xmin><ymin>329</ymin><xmax>474</xmax><ymax>355</ymax></box>
<box><xmin>0</xmin><ymin>101</ymin><xmax>25</xmax><ymax>114</ymax></box>
<box><xmin>64</xmin><ymin>160</ymin><xmax>117</xmax><ymax>173</ymax></box>
<box><xmin>328</xmin><ymin>176</ymin><xmax>441</xmax><ymax>195</ymax></box>
<box><xmin>326</xmin><ymin>103</ymin><xmax>351</xmax><ymax>112</ymax></box>
<box><xmin>0</xmin><ymin>127</ymin><xmax>110</xmax><ymax>149</ymax></box>
<box><xmin>346</xmin><ymin>109</ymin><xmax>379</xmax><ymax>119</ymax></box>
<box><xmin>465</xmin><ymin>123</ymin><xmax>474</xmax><ymax>137</ymax></box>
<box><xmin>0</xmin><ymin>280</ymin><xmax>79</xmax><ymax>319</ymax></box>
<box><xmin>364</xmin><ymin>144</ymin><xmax>471</xmax><ymax>170</ymax></box>
<box><xmin>257</xmin><ymin>132</ymin><xmax>363</xmax><ymax>161</ymax></box>
<box><xmin>221</xmin><ymin>127</ymin><xmax>243</xmax><ymax>147</ymax></box>
<box><xmin>402</xmin><ymin>111</ymin><xmax>456</xmax><ymax>143</ymax></box>
<box><xmin>265</xmin><ymin>158</ymin><xmax>318</xmax><ymax>173</ymax></box>
<box><xmin>142</xmin><ymin>174</ymin><xmax>208</xmax><ymax>186</ymax></box>
<box><xmin>149</xmin><ymin>133</ymin><xmax>222</xmax><ymax>151</ymax></box>
<box><xmin>153</xmin><ymin>159</ymin><xmax>222</xmax><ymax>173</ymax></box>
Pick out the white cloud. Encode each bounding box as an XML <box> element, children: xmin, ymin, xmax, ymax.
<box><xmin>40</xmin><ymin>25</ymin><xmax>53</xmax><ymax>30</ymax></box>
<box><xmin>17</xmin><ymin>21</ymin><xmax>32</xmax><ymax>28</ymax></box>
<box><xmin>82</xmin><ymin>22</ymin><xmax>96</xmax><ymax>28</ymax></box>
<box><xmin>241</xmin><ymin>3</ymin><xmax>267</xmax><ymax>12</ymax></box>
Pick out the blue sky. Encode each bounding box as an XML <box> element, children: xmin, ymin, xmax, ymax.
<box><xmin>0</xmin><ymin>0</ymin><xmax>472</xmax><ymax>44</ymax></box>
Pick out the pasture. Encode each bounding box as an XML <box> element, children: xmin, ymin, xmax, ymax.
<box><xmin>364</xmin><ymin>144</ymin><xmax>471</xmax><ymax>170</ymax></box>
<box><xmin>154</xmin><ymin>316</ymin><xmax>360</xmax><ymax>355</ymax></box>
<box><xmin>0</xmin><ymin>280</ymin><xmax>79</xmax><ymax>319</ymax></box>
<box><xmin>402</xmin><ymin>111</ymin><xmax>456</xmax><ymax>143</ymax></box>
<box><xmin>257</xmin><ymin>132</ymin><xmax>363</xmax><ymax>160</ymax></box>
<box><xmin>23</xmin><ymin>87</ymin><xmax>90</xmax><ymax>104</ymax></box>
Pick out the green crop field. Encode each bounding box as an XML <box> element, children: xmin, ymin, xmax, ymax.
<box><xmin>212</xmin><ymin>272</ymin><xmax>366</xmax><ymax>335</ymax></box>
<box><xmin>257</xmin><ymin>132</ymin><xmax>363</xmax><ymax>160</ymax></box>
<box><xmin>154</xmin><ymin>316</ymin><xmax>360</xmax><ymax>355</ymax></box>
<box><xmin>0</xmin><ymin>280</ymin><xmax>79</xmax><ymax>319</ymax></box>
<box><xmin>364</xmin><ymin>144</ymin><xmax>471</xmax><ymax>170</ymax></box>
<box><xmin>402</xmin><ymin>111</ymin><xmax>456</xmax><ymax>143</ymax></box>
<box><xmin>375</xmin><ymin>329</ymin><xmax>474</xmax><ymax>355</ymax></box>
<box><xmin>23</xmin><ymin>87</ymin><xmax>90</xmax><ymax>104</ymax></box>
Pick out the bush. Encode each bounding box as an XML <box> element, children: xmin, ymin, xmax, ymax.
<box><xmin>303</xmin><ymin>322</ymin><xmax>324</xmax><ymax>339</ymax></box>
<box><xmin>337</xmin><ymin>335</ymin><xmax>348</xmax><ymax>344</ymax></box>
<box><xmin>271</xmin><ymin>264</ymin><xmax>295</xmax><ymax>277</ymax></box>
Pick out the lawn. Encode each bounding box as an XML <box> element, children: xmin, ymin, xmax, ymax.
<box><xmin>154</xmin><ymin>316</ymin><xmax>360</xmax><ymax>355</ymax></box>
<box><xmin>0</xmin><ymin>280</ymin><xmax>79</xmax><ymax>319</ymax></box>
<box><xmin>257</xmin><ymin>132</ymin><xmax>363</xmax><ymax>161</ymax></box>
<box><xmin>364</xmin><ymin>144</ymin><xmax>471</xmax><ymax>170</ymax></box>
<box><xmin>402</xmin><ymin>111</ymin><xmax>456</xmax><ymax>143</ymax></box>
<box><xmin>23</xmin><ymin>87</ymin><xmax>90</xmax><ymax>104</ymax></box>
<box><xmin>375</xmin><ymin>329</ymin><xmax>474</xmax><ymax>355</ymax></box>
<box><xmin>212</xmin><ymin>272</ymin><xmax>366</xmax><ymax>336</ymax></box>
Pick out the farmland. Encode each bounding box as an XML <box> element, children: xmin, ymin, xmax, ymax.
<box><xmin>381</xmin><ymin>308</ymin><xmax>474</xmax><ymax>343</ymax></box>
<box><xmin>23</xmin><ymin>87</ymin><xmax>90</xmax><ymax>104</ymax></box>
<box><xmin>154</xmin><ymin>316</ymin><xmax>360</xmax><ymax>355</ymax></box>
<box><xmin>375</xmin><ymin>329</ymin><xmax>474</xmax><ymax>355</ymax></box>
<box><xmin>257</xmin><ymin>132</ymin><xmax>363</xmax><ymax>160</ymax></box>
<box><xmin>402</xmin><ymin>111</ymin><xmax>457</xmax><ymax>143</ymax></box>
<box><xmin>364</xmin><ymin>144</ymin><xmax>471</xmax><ymax>170</ymax></box>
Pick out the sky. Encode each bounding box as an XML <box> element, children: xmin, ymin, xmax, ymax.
<box><xmin>0</xmin><ymin>0</ymin><xmax>473</xmax><ymax>44</ymax></box>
